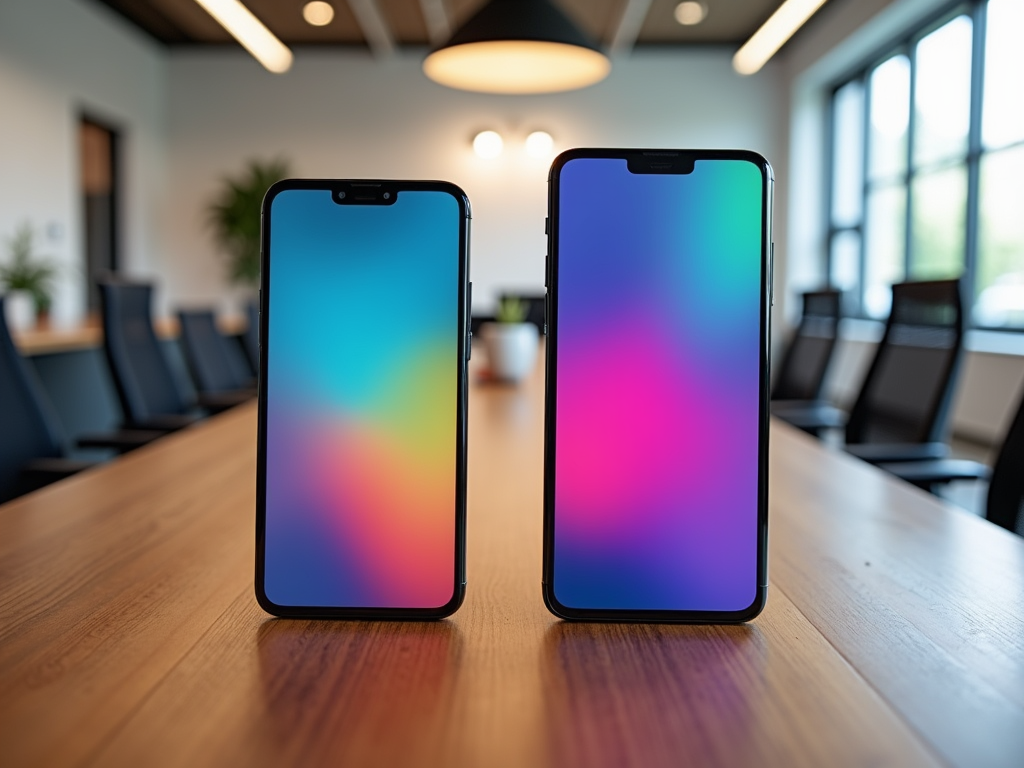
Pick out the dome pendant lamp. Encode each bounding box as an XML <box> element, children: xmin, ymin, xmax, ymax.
<box><xmin>423</xmin><ymin>0</ymin><xmax>611</xmax><ymax>94</ymax></box>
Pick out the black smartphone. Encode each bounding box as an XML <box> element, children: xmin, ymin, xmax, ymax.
<box><xmin>542</xmin><ymin>149</ymin><xmax>772</xmax><ymax>622</ymax></box>
<box><xmin>255</xmin><ymin>179</ymin><xmax>471</xmax><ymax>619</ymax></box>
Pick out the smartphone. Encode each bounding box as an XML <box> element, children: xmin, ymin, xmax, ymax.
<box><xmin>542</xmin><ymin>149</ymin><xmax>772</xmax><ymax>622</ymax></box>
<box><xmin>256</xmin><ymin>179</ymin><xmax>470</xmax><ymax>619</ymax></box>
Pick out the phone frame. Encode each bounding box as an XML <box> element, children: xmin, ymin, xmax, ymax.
<box><xmin>255</xmin><ymin>178</ymin><xmax>471</xmax><ymax>619</ymax></box>
<box><xmin>541</xmin><ymin>148</ymin><xmax>773</xmax><ymax>623</ymax></box>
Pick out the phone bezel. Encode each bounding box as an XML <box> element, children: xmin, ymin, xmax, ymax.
<box><xmin>541</xmin><ymin>148</ymin><xmax>773</xmax><ymax>623</ymax></box>
<box><xmin>254</xmin><ymin>178</ymin><xmax>471</xmax><ymax>620</ymax></box>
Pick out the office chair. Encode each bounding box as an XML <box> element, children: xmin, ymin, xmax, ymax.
<box><xmin>774</xmin><ymin>279</ymin><xmax>965</xmax><ymax>464</ymax></box>
<box><xmin>0</xmin><ymin>296</ymin><xmax>160</xmax><ymax>502</ymax></box>
<box><xmin>771</xmin><ymin>289</ymin><xmax>841</xmax><ymax>402</ymax></box>
<box><xmin>242</xmin><ymin>300</ymin><xmax>259</xmax><ymax>376</ymax></box>
<box><xmin>878</xmin><ymin>388</ymin><xmax>1024</xmax><ymax>535</ymax></box>
<box><xmin>98</xmin><ymin>279</ymin><xmax>204</xmax><ymax>431</ymax></box>
<box><xmin>177</xmin><ymin>309</ymin><xmax>256</xmax><ymax>411</ymax></box>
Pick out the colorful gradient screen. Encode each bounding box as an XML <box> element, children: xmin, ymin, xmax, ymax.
<box><xmin>262</xmin><ymin>188</ymin><xmax>462</xmax><ymax>609</ymax></box>
<box><xmin>551</xmin><ymin>157</ymin><xmax>766</xmax><ymax>613</ymax></box>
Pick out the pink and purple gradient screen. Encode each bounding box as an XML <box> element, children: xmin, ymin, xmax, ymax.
<box><xmin>552</xmin><ymin>157</ymin><xmax>765</xmax><ymax>612</ymax></box>
<box><xmin>263</xmin><ymin>189</ymin><xmax>460</xmax><ymax>609</ymax></box>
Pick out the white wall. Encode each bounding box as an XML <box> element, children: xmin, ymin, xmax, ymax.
<box><xmin>777</xmin><ymin>0</ymin><xmax>1024</xmax><ymax>444</ymax></box>
<box><xmin>161</xmin><ymin>47</ymin><xmax>784</xmax><ymax>315</ymax></box>
<box><xmin>0</xmin><ymin>0</ymin><xmax>167</xmax><ymax>326</ymax></box>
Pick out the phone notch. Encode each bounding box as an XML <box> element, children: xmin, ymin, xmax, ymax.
<box><xmin>627</xmin><ymin>152</ymin><xmax>695</xmax><ymax>175</ymax></box>
<box><xmin>333</xmin><ymin>183</ymin><xmax>399</xmax><ymax>206</ymax></box>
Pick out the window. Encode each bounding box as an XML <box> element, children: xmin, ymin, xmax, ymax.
<box><xmin>827</xmin><ymin>0</ymin><xmax>1024</xmax><ymax>329</ymax></box>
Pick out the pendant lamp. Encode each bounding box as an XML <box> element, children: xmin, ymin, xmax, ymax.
<box><xmin>423</xmin><ymin>0</ymin><xmax>611</xmax><ymax>94</ymax></box>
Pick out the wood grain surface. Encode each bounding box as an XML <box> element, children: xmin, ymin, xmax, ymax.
<box><xmin>0</xmin><ymin>350</ymin><xmax>1021</xmax><ymax>767</ymax></box>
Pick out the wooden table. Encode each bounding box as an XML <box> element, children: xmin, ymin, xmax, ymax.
<box><xmin>1</xmin><ymin>353</ymin><xmax>1022</xmax><ymax>768</ymax></box>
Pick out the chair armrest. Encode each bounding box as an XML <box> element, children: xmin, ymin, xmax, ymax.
<box><xmin>126</xmin><ymin>414</ymin><xmax>204</xmax><ymax>432</ymax></box>
<box><xmin>845</xmin><ymin>442</ymin><xmax>950</xmax><ymax>464</ymax></box>
<box><xmin>15</xmin><ymin>457</ymin><xmax>97</xmax><ymax>497</ymax></box>
<box><xmin>77</xmin><ymin>429</ymin><xmax>166</xmax><ymax>453</ymax></box>
<box><xmin>771</xmin><ymin>401</ymin><xmax>848</xmax><ymax>432</ymax></box>
<box><xmin>197</xmin><ymin>390</ymin><xmax>256</xmax><ymax>414</ymax></box>
<box><xmin>877</xmin><ymin>458</ymin><xmax>991</xmax><ymax>487</ymax></box>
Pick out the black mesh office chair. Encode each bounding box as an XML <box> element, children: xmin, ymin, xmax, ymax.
<box><xmin>177</xmin><ymin>310</ymin><xmax>255</xmax><ymax>411</ymax></box>
<box><xmin>771</xmin><ymin>289</ymin><xmax>841</xmax><ymax>402</ymax></box>
<box><xmin>879</xmin><ymin>388</ymin><xmax>1024</xmax><ymax>535</ymax></box>
<box><xmin>0</xmin><ymin>296</ymin><xmax>159</xmax><ymax>502</ymax></box>
<box><xmin>242</xmin><ymin>300</ymin><xmax>259</xmax><ymax>376</ymax></box>
<box><xmin>775</xmin><ymin>279</ymin><xmax>964</xmax><ymax>464</ymax></box>
<box><xmin>98</xmin><ymin>279</ymin><xmax>203</xmax><ymax>431</ymax></box>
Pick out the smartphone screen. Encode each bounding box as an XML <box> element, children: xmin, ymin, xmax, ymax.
<box><xmin>544</xmin><ymin>150</ymin><xmax>771</xmax><ymax>620</ymax></box>
<box><xmin>256</xmin><ymin>180</ymin><xmax>469</xmax><ymax>617</ymax></box>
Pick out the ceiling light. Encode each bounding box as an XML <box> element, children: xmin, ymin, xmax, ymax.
<box><xmin>525</xmin><ymin>131</ymin><xmax>554</xmax><ymax>158</ymax></box>
<box><xmin>733</xmin><ymin>0</ymin><xmax>829</xmax><ymax>75</ymax></box>
<box><xmin>423</xmin><ymin>0</ymin><xmax>611</xmax><ymax>95</ymax></box>
<box><xmin>303</xmin><ymin>1</ymin><xmax>334</xmax><ymax>27</ymax></box>
<box><xmin>473</xmin><ymin>131</ymin><xmax>504</xmax><ymax>159</ymax></box>
<box><xmin>674</xmin><ymin>1</ymin><xmax>707</xmax><ymax>26</ymax></box>
<box><xmin>195</xmin><ymin>0</ymin><xmax>293</xmax><ymax>73</ymax></box>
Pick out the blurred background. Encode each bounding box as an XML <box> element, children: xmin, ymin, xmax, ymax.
<box><xmin>1</xmin><ymin>0</ymin><xmax>1022</xmax><ymax>515</ymax></box>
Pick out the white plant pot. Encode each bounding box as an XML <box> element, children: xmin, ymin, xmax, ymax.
<box><xmin>482</xmin><ymin>322</ymin><xmax>539</xmax><ymax>383</ymax></box>
<box><xmin>4</xmin><ymin>290</ymin><xmax>36</xmax><ymax>331</ymax></box>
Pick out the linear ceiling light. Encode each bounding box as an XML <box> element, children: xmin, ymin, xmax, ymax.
<box><xmin>195</xmin><ymin>0</ymin><xmax>294</xmax><ymax>73</ymax></box>
<box><xmin>423</xmin><ymin>0</ymin><xmax>610</xmax><ymax>94</ymax></box>
<box><xmin>733</xmin><ymin>0</ymin><xmax>829</xmax><ymax>75</ymax></box>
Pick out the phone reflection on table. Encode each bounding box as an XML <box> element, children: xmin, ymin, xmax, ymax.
<box><xmin>256</xmin><ymin>619</ymin><xmax>463</xmax><ymax>761</ymax></box>
<box><xmin>540</xmin><ymin>621</ymin><xmax>766</xmax><ymax>767</ymax></box>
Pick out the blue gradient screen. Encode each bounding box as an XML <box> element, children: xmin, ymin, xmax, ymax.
<box><xmin>262</xmin><ymin>187</ymin><xmax>462</xmax><ymax>609</ymax></box>
<box><xmin>551</xmin><ymin>156</ymin><xmax>767</xmax><ymax>613</ymax></box>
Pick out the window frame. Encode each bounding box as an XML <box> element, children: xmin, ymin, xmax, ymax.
<box><xmin>824</xmin><ymin>0</ymin><xmax>1024</xmax><ymax>331</ymax></box>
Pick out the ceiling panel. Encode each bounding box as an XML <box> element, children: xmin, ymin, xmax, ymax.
<box><xmin>87</xmin><ymin>0</ymin><xmax>802</xmax><ymax>49</ymax></box>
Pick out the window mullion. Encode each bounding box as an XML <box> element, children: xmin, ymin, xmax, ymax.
<box><xmin>904</xmin><ymin>43</ymin><xmax>917</xmax><ymax>278</ymax></box>
<box><xmin>964</xmin><ymin>0</ymin><xmax>988</xmax><ymax>316</ymax></box>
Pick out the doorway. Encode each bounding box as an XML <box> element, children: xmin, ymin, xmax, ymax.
<box><xmin>79</xmin><ymin>116</ymin><xmax>120</xmax><ymax>313</ymax></box>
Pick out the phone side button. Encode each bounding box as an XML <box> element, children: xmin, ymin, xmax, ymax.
<box><xmin>467</xmin><ymin>331</ymin><xmax>472</xmax><ymax>361</ymax></box>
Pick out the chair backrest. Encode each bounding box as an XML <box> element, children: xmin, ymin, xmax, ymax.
<box><xmin>771</xmin><ymin>289</ymin><xmax>841</xmax><ymax>401</ymax></box>
<box><xmin>0</xmin><ymin>295</ymin><xmax>66</xmax><ymax>501</ymax></box>
<box><xmin>177</xmin><ymin>309</ymin><xmax>250</xmax><ymax>394</ymax></box>
<box><xmin>987</xmin><ymin>388</ymin><xmax>1024</xmax><ymax>535</ymax></box>
<box><xmin>846</xmin><ymin>279</ymin><xmax>964</xmax><ymax>445</ymax></box>
<box><xmin>242</xmin><ymin>300</ymin><xmax>259</xmax><ymax>375</ymax></box>
<box><xmin>99</xmin><ymin>280</ymin><xmax>188</xmax><ymax>423</ymax></box>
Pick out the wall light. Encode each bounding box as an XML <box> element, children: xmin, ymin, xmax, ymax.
<box><xmin>424</xmin><ymin>0</ymin><xmax>610</xmax><ymax>94</ymax></box>
<box><xmin>195</xmin><ymin>0</ymin><xmax>293</xmax><ymax>73</ymax></box>
<box><xmin>525</xmin><ymin>131</ymin><xmax>555</xmax><ymax>159</ymax></box>
<box><xmin>303</xmin><ymin>1</ymin><xmax>335</xmax><ymax>27</ymax></box>
<box><xmin>733</xmin><ymin>0</ymin><xmax>829</xmax><ymax>75</ymax></box>
<box><xmin>674</xmin><ymin>1</ymin><xmax>707</xmax><ymax>26</ymax></box>
<box><xmin>473</xmin><ymin>131</ymin><xmax>504</xmax><ymax>159</ymax></box>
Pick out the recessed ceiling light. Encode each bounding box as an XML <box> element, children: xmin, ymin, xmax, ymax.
<box><xmin>674</xmin><ymin>1</ymin><xmax>708</xmax><ymax>26</ymax></box>
<box><xmin>303</xmin><ymin>2</ymin><xmax>335</xmax><ymax>27</ymax></box>
<box><xmin>473</xmin><ymin>131</ymin><xmax>504</xmax><ymax>159</ymax></box>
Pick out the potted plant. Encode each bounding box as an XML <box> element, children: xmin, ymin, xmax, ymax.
<box><xmin>0</xmin><ymin>223</ymin><xmax>56</xmax><ymax>329</ymax></box>
<box><xmin>481</xmin><ymin>296</ymin><xmax>540</xmax><ymax>383</ymax></box>
<box><xmin>207</xmin><ymin>158</ymin><xmax>290</xmax><ymax>289</ymax></box>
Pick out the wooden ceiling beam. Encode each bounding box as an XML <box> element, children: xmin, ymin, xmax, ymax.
<box><xmin>610</xmin><ymin>0</ymin><xmax>653</xmax><ymax>54</ymax></box>
<box><xmin>418</xmin><ymin>0</ymin><xmax>451</xmax><ymax>46</ymax></box>
<box><xmin>346</xmin><ymin>0</ymin><xmax>395</xmax><ymax>56</ymax></box>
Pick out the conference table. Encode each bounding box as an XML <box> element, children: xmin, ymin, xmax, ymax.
<box><xmin>1</xmin><ymin>351</ymin><xmax>1022</xmax><ymax>768</ymax></box>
